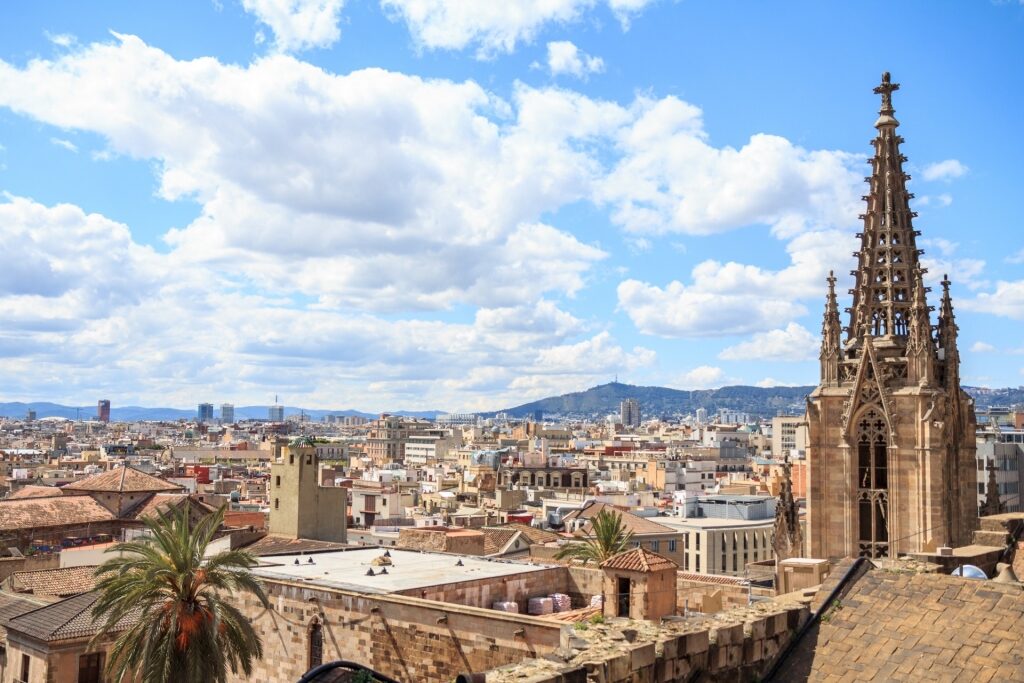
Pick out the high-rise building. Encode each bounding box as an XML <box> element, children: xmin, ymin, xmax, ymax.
<box><xmin>620</xmin><ymin>398</ymin><xmax>641</xmax><ymax>428</ymax></box>
<box><xmin>198</xmin><ymin>403</ymin><xmax>214</xmax><ymax>423</ymax></box>
<box><xmin>268</xmin><ymin>404</ymin><xmax>285</xmax><ymax>422</ymax></box>
<box><xmin>695</xmin><ymin>407</ymin><xmax>708</xmax><ymax>425</ymax></box>
<box><xmin>805</xmin><ymin>73</ymin><xmax>977</xmax><ymax>560</ymax></box>
<box><xmin>97</xmin><ymin>399</ymin><xmax>111</xmax><ymax>423</ymax></box>
<box><xmin>220</xmin><ymin>403</ymin><xmax>235</xmax><ymax>424</ymax></box>
<box><xmin>25</xmin><ymin>409</ymin><xmax>36</xmax><ymax>422</ymax></box>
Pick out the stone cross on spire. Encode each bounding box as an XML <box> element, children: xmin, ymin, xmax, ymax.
<box><xmin>873</xmin><ymin>71</ymin><xmax>900</xmax><ymax>115</ymax></box>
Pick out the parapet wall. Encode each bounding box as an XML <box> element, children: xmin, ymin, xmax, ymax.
<box><xmin>483</xmin><ymin>601</ymin><xmax>809</xmax><ymax>683</ymax></box>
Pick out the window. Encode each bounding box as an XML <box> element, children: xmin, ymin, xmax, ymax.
<box><xmin>856</xmin><ymin>410</ymin><xmax>890</xmax><ymax>558</ymax></box>
<box><xmin>78</xmin><ymin>652</ymin><xmax>104</xmax><ymax>683</ymax></box>
<box><xmin>274</xmin><ymin>498</ymin><xmax>279</xmax><ymax>510</ymax></box>
<box><xmin>309</xmin><ymin>620</ymin><xmax>323</xmax><ymax>669</ymax></box>
<box><xmin>21</xmin><ymin>653</ymin><xmax>30</xmax><ymax>683</ymax></box>
<box><xmin>651</xmin><ymin>541</ymin><xmax>660</xmax><ymax>552</ymax></box>
<box><xmin>668</xmin><ymin>540</ymin><xmax>677</xmax><ymax>552</ymax></box>
<box><xmin>276</xmin><ymin>476</ymin><xmax>281</xmax><ymax>487</ymax></box>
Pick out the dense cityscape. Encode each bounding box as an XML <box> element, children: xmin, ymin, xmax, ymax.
<box><xmin>2</xmin><ymin>2</ymin><xmax>1024</xmax><ymax>683</ymax></box>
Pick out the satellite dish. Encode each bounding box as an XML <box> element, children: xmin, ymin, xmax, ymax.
<box><xmin>950</xmin><ymin>565</ymin><xmax>987</xmax><ymax>580</ymax></box>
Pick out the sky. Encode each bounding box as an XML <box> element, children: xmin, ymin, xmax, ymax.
<box><xmin>0</xmin><ymin>0</ymin><xmax>1022</xmax><ymax>413</ymax></box>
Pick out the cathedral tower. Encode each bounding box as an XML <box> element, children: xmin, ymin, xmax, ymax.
<box><xmin>805</xmin><ymin>73</ymin><xmax>978</xmax><ymax>560</ymax></box>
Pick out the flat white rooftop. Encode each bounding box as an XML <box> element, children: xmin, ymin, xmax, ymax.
<box><xmin>657</xmin><ymin>517</ymin><xmax>776</xmax><ymax>530</ymax></box>
<box><xmin>253</xmin><ymin>547</ymin><xmax>553</xmax><ymax>594</ymax></box>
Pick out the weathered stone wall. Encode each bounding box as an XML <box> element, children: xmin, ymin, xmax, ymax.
<box><xmin>396</xmin><ymin>566</ymin><xmax>568</xmax><ymax>611</ymax></box>
<box><xmin>484</xmin><ymin>602</ymin><xmax>809</xmax><ymax>683</ymax></box>
<box><xmin>0</xmin><ymin>554</ymin><xmax>58</xmax><ymax>583</ymax></box>
<box><xmin>397</xmin><ymin>528</ymin><xmax>485</xmax><ymax>555</ymax></box>
<box><xmin>236</xmin><ymin>577</ymin><xmax>564</xmax><ymax>683</ymax></box>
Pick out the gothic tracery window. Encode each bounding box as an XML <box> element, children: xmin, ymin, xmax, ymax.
<box><xmin>856</xmin><ymin>410</ymin><xmax>890</xmax><ymax>558</ymax></box>
<box><xmin>309</xmin><ymin>619</ymin><xmax>323</xmax><ymax>670</ymax></box>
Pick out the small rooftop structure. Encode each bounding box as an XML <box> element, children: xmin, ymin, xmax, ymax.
<box><xmin>62</xmin><ymin>466</ymin><xmax>181</xmax><ymax>494</ymax></box>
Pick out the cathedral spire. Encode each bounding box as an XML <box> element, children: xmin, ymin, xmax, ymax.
<box><xmin>820</xmin><ymin>270</ymin><xmax>841</xmax><ymax>384</ymax></box>
<box><xmin>906</xmin><ymin>266</ymin><xmax>935</xmax><ymax>385</ymax></box>
<box><xmin>981</xmin><ymin>458</ymin><xmax>1003</xmax><ymax>517</ymax></box>
<box><xmin>937</xmin><ymin>274</ymin><xmax>961</xmax><ymax>390</ymax></box>
<box><xmin>773</xmin><ymin>451</ymin><xmax>803</xmax><ymax>563</ymax></box>
<box><xmin>847</xmin><ymin>72</ymin><xmax>923</xmax><ymax>344</ymax></box>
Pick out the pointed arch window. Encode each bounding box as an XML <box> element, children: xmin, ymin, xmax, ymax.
<box><xmin>856</xmin><ymin>409</ymin><xmax>890</xmax><ymax>558</ymax></box>
<box><xmin>308</xmin><ymin>619</ymin><xmax>324</xmax><ymax>670</ymax></box>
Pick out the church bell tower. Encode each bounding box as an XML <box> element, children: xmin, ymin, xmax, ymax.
<box><xmin>805</xmin><ymin>73</ymin><xmax>978</xmax><ymax>560</ymax></box>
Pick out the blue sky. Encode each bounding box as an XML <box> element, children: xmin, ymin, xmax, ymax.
<box><xmin>0</xmin><ymin>0</ymin><xmax>1022</xmax><ymax>412</ymax></box>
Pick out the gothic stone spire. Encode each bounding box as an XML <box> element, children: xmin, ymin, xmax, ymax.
<box><xmin>906</xmin><ymin>266</ymin><xmax>935</xmax><ymax>385</ymax></box>
<box><xmin>847</xmin><ymin>72</ymin><xmax>924</xmax><ymax>343</ymax></box>
<box><xmin>982</xmin><ymin>458</ymin><xmax>1003</xmax><ymax>517</ymax></box>
<box><xmin>773</xmin><ymin>452</ymin><xmax>803</xmax><ymax>562</ymax></box>
<box><xmin>820</xmin><ymin>270</ymin><xmax>841</xmax><ymax>385</ymax></box>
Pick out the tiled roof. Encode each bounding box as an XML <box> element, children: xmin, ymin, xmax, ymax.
<box><xmin>563</xmin><ymin>502</ymin><xmax>675</xmax><ymax>536</ymax></box>
<box><xmin>4</xmin><ymin>591</ymin><xmax>138</xmax><ymax>642</ymax></box>
<box><xmin>600</xmin><ymin>547</ymin><xmax>678</xmax><ymax>573</ymax></box>
<box><xmin>7</xmin><ymin>566</ymin><xmax>98</xmax><ymax>597</ymax></box>
<box><xmin>0</xmin><ymin>593</ymin><xmax>44</xmax><ymax>630</ymax></box>
<box><xmin>63</xmin><ymin>466</ymin><xmax>181</xmax><ymax>493</ymax></box>
<box><xmin>482</xmin><ymin>528</ymin><xmax>519</xmax><ymax>555</ymax></box>
<box><xmin>242</xmin><ymin>535</ymin><xmax>349</xmax><ymax>556</ymax></box>
<box><xmin>506</xmin><ymin>523</ymin><xmax>560</xmax><ymax>545</ymax></box>
<box><xmin>677</xmin><ymin>571</ymin><xmax>749</xmax><ymax>586</ymax></box>
<box><xmin>0</xmin><ymin>496</ymin><xmax>116</xmax><ymax>531</ymax></box>
<box><xmin>7</xmin><ymin>485</ymin><xmax>62</xmax><ymax>500</ymax></box>
<box><xmin>121</xmin><ymin>493</ymin><xmax>217</xmax><ymax>521</ymax></box>
<box><xmin>777</xmin><ymin>566</ymin><xmax>1024</xmax><ymax>681</ymax></box>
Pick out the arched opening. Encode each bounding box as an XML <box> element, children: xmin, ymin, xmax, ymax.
<box><xmin>856</xmin><ymin>408</ymin><xmax>890</xmax><ymax>558</ymax></box>
<box><xmin>308</xmin><ymin>618</ymin><xmax>324</xmax><ymax>670</ymax></box>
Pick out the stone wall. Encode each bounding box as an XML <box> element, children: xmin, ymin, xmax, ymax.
<box><xmin>236</xmin><ymin>577</ymin><xmax>564</xmax><ymax>683</ymax></box>
<box><xmin>0</xmin><ymin>554</ymin><xmax>58</xmax><ymax>583</ymax></box>
<box><xmin>398</xmin><ymin>528</ymin><xmax>485</xmax><ymax>555</ymax></box>
<box><xmin>483</xmin><ymin>601</ymin><xmax>809</xmax><ymax>683</ymax></box>
<box><xmin>396</xmin><ymin>566</ymin><xmax>569</xmax><ymax>612</ymax></box>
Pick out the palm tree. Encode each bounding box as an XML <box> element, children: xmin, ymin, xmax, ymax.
<box><xmin>555</xmin><ymin>509</ymin><xmax>635</xmax><ymax>564</ymax></box>
<box><xmin>90</xmin><ymin>504</ymin><xmax>270</xmax><ymax>683</ymax></box>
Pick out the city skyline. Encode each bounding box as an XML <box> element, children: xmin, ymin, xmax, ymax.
<box><xmin>1</xmin><ymin>2</ymin><xmax>1022</xmax><ymax>412</ymax></box>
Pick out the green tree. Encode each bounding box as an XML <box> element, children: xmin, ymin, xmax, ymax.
<box><xmin>90</xmin><ymin>505</ymin><xmax>270</xmax><ymax>682</ymax></box>
<box><xmin>555</xmin><ymin>509</ymin><xmax>635</xmax><ymax>564</ymax></box>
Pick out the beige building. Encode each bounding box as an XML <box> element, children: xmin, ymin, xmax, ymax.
<box><xmin>805</xmin><ymin>74</ymin><xmax>977</xmax><ymax>560</ymax></box>
<box><xmin>770</xmin><ymin>416</ymin><xmax>807</xmax><ymax>460</ymax></box>
<box><xmin>658</xmin><ymin>517</ymin><xmax>775</xmax><ymax>576</ymax></box>
<box><xmin>269</xmin><ymin>443</ymin><xmax>347</xmax><ymax>543</ymax></box>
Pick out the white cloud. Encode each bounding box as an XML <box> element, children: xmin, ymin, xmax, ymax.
<box><xmin>962</xmin><ymin>280</ymin><xmax>1024</xmax><ymax>320</ymax></box>
<box><xmin>920</xmin><ymin>237</ymin><xmax>958</xmax><ymax>257</ymax></box>
<box><xmin>617</xmin><ymin>228</ymin><xmax>855</xmax><ymax>338</ymax></box>
<box><xmin>921</xmin><ymin>159</ymin><xmax>968</xmax><ymax>182</ymax></box>
<box><xmin>547</xmin><ymin>41</ymin><xmax>604</xmax><ymax>79</ymax></box>
<box><xmin>44</xmin><ymin>32</ymin><xmax>76</xmax><ymax>47</ymax></box>
<box><xmin>380</xmin><ymin>0</ymin><xmax>656</xmax><ymax>57</ymax></box>
<box><xmin>755</xmin><ymin>377</ymin><xmax>798</xmax><ymax>388</ymax></box>
<box><xmin>919</xmin><ymin>256</ymin><xmax>987</xmax><ymax>291</ymax></box>
<box><xmin>49</xmin><ymin>137</ymin><xmax>78</xmax><ymax>153</ymax></box>
<box><xmin>970</xmin><ymin>341</ymin><xmax>996</xmax><ymax>353</ymax></box>
<box><xmin>718</xmin><ymin>323</ymin><xmax>818</xmax><ymax>362</ymax></box>
<box><xmin>241</xmin><ymin>0</ymin><xmax>345</xmax><ymax>52</ymax></box>
<box><xmin>597</xmin><ymin>96</ymin><xmax>863</xmax><ymax>237</ymax></box>
<box><xmin>0</xmin><ymin>36</ymin><xmax>616</xmax><ymax>312</ymax></box>
<box><xmin>674</xmin><ymin>365</ymin><xmax>724</xmax><ymax>390</ymax></box>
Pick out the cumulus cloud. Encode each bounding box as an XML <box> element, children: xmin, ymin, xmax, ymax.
<box><xmin>921</xmin><ymin>159</ymin><xmax>968</xmax><ymax>182</ymax></box>
<box><xmin>962</xmin><ymin>280</ymin><xmax>1024</xmax><ymax>320</ymax></box>
<box><xmin>970</xmin><ymin>341</ymin><xmax>996</xmax><ymax>353</ymax></box>
<box><xmin>674</xmin><ymin>365</ymin><xmax>724</xmax><ymax>390</ymax></box>
<box><xmin>547</xmin><ymin>40</ymin><xmax>604</xmax><ymax>79</ymax></box>
<box><xmin>241</xmin><ymin>0</ymin><xmax>345</xmax><ymax>51</ymax></box>
<box><xmin>617</xmin><ymin>228</ymin><xmax>855</xmax><ymax>337</ymax></box>
<box><xmin>597</xmin><ymin>97</ymin><xmax>863</xmax><ymax>237</ymax></box>
<box><xmin>380</xmin><ymin>0</ymin><xmax>656</xmax><ymax>57</ymax></box>
<box><xmin>718</xmin><ymin>323</ymin><xmax>819</xmax><ymax>361</ymax></box>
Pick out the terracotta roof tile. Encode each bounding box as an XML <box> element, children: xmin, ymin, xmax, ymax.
<box><xmin>63</xmin><ymin>466</ymin><xmax>181</xmax><ymax>493</ymax></box>
<box><xmin>7</xmin><ymin>485</ymin><xmax>63</xmax><ymax>500</ymax></box>
<box><xmin>4</xmin><ymin>591</ymin><xmax>138</xmax><ymax>642</ymax></box>
<box><xmin>482</xmin><ymin>528</ymin><xmax>519</xmax><ymax>555</ymax></box>
<box><xmin>563</xmin><ymin>502</ymin><xmax>675</xmax><ymax>536</ymax></box>
<box><xmin>121</xmin><ymin>493</ymin><xmax>217</xmax><ymax>521</ymax></box>
<box><xmin>600</xmin><ymin>547</ymin><xmax>678</xmax><ymax>573</ymax></box>
<box><xmin>7</xmin><ymin>566</ymin><xmax>98</xmax><ymax>597</ymax></box>
<box><xmin>0</xmin><ymin>496</ymin><xmax>116</xmax><ymax>531</ymax></box>
<box><xmin>242</xmin><ymin>535</ymin><xmax>349</xmax><ymax>556</ymax></box>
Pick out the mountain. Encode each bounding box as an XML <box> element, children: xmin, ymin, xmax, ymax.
<box><xmin>494</xmin><ymin>382</ymin><xmax>1024</xmax><ymax>420</ymax></box>
<box><xmin>489</xmin><ymin>382</ymin><xmax>814</xmax><ymax>419</ymax></box>
<box><xmin>0</xmin><ymin>402</ymin><xmax>441</xmax><ymax>422</ymax></box>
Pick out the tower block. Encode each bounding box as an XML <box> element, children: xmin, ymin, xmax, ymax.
<box><xmin>805</xmin><ymin>73</ymin><xmax>978</xmax><ymax>560</ymax></box>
